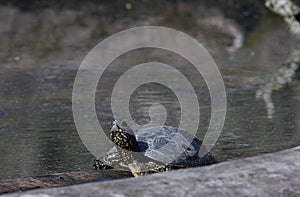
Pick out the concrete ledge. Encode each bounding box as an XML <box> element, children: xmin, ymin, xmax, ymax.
<box><xmin>3</xmin><ymin>146</ymin><xmax>300</xmax><ymax>197</ymax></box>
<box><xmin>0</xmin><ymin>170</ymin><xmax>132</xmax><ymax>195</ymax></box>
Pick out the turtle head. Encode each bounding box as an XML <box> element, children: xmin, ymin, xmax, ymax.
<box><xmin>109</xmin><ymin>120</ymin><xmax>140</xmax><ymax>151</ymax></box>
<box><xmin>110</xmin><ymin>120</ymin><xmax>134</xmax><ymax>135</ymax></box>
<box><xmin>109</xmin><ymin>120</ymin><xmax>124</xmax><ymax>139</ymax></box>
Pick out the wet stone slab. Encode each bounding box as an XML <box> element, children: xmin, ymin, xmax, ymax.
<box><xmin>0</xmin><ymin>170</ymin><xmax>132</xmax><ymax>195</ymax></box>
<box><xmin>2</xmin><ymin>146</ymin><xmax>300</xmax><ymax>197</ymax></box>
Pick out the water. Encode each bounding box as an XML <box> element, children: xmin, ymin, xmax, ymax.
<box><xmin>0</xmin><ymin>1</ymin><xmax>300</xmax><ymax>179</ymax></box>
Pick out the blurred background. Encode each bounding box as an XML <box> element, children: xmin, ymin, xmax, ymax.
<box><xmin>0</xmin><ymin>0</ymin><xmax>300</xmax><ymax>179</ymax></box>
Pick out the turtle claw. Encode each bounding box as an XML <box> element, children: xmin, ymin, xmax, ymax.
<box><xmin>164</xmin><ymin>164</ymin><xmax>172</xmax><ymax>171</ymax></box>
<box><xmin>93</xmin><ymin>158</ymin><xmax>113</xmax><ymax>170</ymax></box>
<box><xmin>155</xmin><ymin>164</ymin><xmax>177</xmax><ymax>172</ymax></box>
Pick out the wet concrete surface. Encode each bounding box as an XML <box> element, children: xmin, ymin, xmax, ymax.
<box><xmin>2</xmin><ymin>146</ymin><xmax>300</xmax><ymax>197</ymax></box>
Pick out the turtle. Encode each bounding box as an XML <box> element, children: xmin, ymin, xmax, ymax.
<box><xmin>93</xmin><ymin>120</ymin><xmax>216</xmax><ymax>176</ymax></box>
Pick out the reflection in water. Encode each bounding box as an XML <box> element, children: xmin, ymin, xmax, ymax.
<box><xmin>0</xmin><ymin>1</ymin><xmax>299</xmax><ymax>179</ymax></box>
<box><xmin>256</xmin><ymin>0</ymin><xmax>300</xmax><ymax>119</ymax></box>
<box><xmin>201</xmin><ymin>14</ymin><xmax>244</xmax><ymax>53</ymax></box>
<box><xmin>256</xmin><ymin>44</ymin><xmax>300</xmax><ymax>119</ymax></box>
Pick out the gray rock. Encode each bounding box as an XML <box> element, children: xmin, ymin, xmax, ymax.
<box><xmin>3</xmin><ymin>146</ymin><xmax>300</xmax><ymax>197</ymax></box>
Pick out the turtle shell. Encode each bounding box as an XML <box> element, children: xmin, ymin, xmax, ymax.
<box><xmin>104</xmin><ymin>126</ymin><xmax>216</xmax><ymax>168</ymax></box>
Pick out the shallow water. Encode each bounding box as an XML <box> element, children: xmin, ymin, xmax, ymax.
<box><xmin>0</xmin><ymin>1</ymin><xmax>300</xmax><ymax>179</ymax></box>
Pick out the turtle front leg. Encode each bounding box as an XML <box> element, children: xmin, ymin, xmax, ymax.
<box><xmin>93</xmin><ymin>152</ymin><xmax>125</xmax><ymax>170</ymax></box>
<box><xmin>93</xmin><ymin>158</ymin><xmax>113</xmax><ymax>170</ymax></box>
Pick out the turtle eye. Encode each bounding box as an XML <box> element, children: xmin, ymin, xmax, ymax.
<box><xmin>116</xmin><ymin>124</ymin><xmax>123</xmax><ymax>132</ymax></box>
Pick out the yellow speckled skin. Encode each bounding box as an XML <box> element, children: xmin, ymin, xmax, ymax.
<box><xmin>110</xmin><ymin>127</ymin><xmax>140</xmax><ymax>152</ymax></box>
<box><xmin>94</xmin><ymin>121</ymin><xmax>181</xmax><ymax>176</ymax></box>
